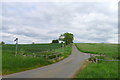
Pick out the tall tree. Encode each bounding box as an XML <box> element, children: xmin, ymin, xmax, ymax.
<box><xmin>52</xmin><ymin>40</ymin><xmax>59</xmax><ymax>43</ymax></box>
<box><xmin>1</xmin><ymin>41</ymin><xmax>5</xmax><ymax>45</ymax></box>
<box><xmin>59</xmin><ymin>32</ymin><xmax>74</xmax><ymax>45</ymax></box>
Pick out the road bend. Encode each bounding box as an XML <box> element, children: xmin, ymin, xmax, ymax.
<box><xmin>3</xmin><ymin>44</ymin><xmax>90</xmax><ymax>78</ymax></box>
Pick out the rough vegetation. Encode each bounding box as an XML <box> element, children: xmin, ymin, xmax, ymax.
<box><xmin>75</xmin><ymin>43</ymin><xmax>119</xmax><ymax>78</ymax></box>
<box><xmin>2</xmin><ymin>43</ymin><xmax>72</xmax><ymax>75</ymax></box>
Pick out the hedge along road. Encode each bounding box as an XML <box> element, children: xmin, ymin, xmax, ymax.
<box><xmin>3</xmin><ymin>44</ymin><xmax>90</xmax><ymax>78</ymax></box>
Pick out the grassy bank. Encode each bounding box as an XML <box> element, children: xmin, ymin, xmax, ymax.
<box><xmin>2</xmin><ymin>43</ymin><xmax>72</xmax><ymax>75</ymax></box>
<box><xmin>75</xmin><ymin>43</ymin><xmax>118</xmax><ymax>59</ymax></box>
<box><xmin>75</xmin><ymin>43</ymin><xmax>119</xmax><ymax>78</ymax></box>
<box><xmin>75</xmin><ymin>61</ymin><xmax>118</xmax><ymax>78</ymax></box>
<box><xmin>0</xmin><ymin>45</ymin><xmax>2</xmax><ymax>75</ymax></box>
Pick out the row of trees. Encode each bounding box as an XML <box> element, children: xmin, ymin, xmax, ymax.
<box><xmin>52</xmin><ymin>40</ymin><xmax>59</xmax><ymax>43</ymax></box>
<box><xmin>52</xmin><ymin>32</ymin><xmax>74</xmax><ymax>45</ymax></box>
<box><xmin>1</xmin><ymin>32</ymin><xmax>74</xmax><ymax>45</ymax></box>
<box><xmin>0</xmin><ymin>41</ymin><xmax>5</xmax><ymax>44</ymax></box>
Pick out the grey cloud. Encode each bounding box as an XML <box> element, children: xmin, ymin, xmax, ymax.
<box><xmin>2</xmin><ymin>2</ymin><xmax>118</xmax><ymax>43</ymax></box>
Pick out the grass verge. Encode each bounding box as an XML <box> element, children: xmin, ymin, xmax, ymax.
<box><xmin>0</xmin><ymin>45</ymin><xmax>2</xmax><ymax>75</ymax></box>
<box><xmin>2</xmin><ymin>44</ymin><xmax>72</xmax><ymax>75</ymax></box>
<box><xmin>75</xmin><ymin>43</ymin><xmax>119</xmax><ymax>78</ymax></box>
<box><xmin>75</xmin><ymin>61</ymin><xmax>118</xmax><ymax>78</ymax></box>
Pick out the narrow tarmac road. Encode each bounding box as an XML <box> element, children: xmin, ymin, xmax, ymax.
<box><xmin>3</xmin><ymin>44</ymin><xmax>90</xmax><ymax>78</ymax></box>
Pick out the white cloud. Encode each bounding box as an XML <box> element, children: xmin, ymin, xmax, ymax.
<box><xmin>1</xmin><ymin>0</ymin><xmax>119</xmax><ymax>2</ymax></box>
<box><xmin>1</xmin><ymin>2</ymin><xmax>118</xmax><ymax>44</ymax></box>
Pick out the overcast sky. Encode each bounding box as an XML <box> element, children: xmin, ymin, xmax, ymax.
<box><xmin>1</xmin><ymin>1</ymin><xmax>118</xmax><ymax>44</ymax></box>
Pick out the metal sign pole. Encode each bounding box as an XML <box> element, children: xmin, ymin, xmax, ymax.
<box><xmin>14</xmin><ymin>38</ymin><xmax>18</xmax><ymax>56</ymax></box>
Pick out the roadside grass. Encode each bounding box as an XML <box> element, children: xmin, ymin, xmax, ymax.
<box><xmin>75</xmin><ymin>43</ymin><xmax>119</xmax><ymax>59</ymax></box>
<box><xmin>75</xmin><ymin>61</ymin><xmax>118</xmax><ymax>78</ymax></box>
<box><xmin>2</xmin><ymin>43</ymin><xmax>72</xmax><ymax>75</ymax></box>
<box><xmin>0</xmin><ymin>45</ymin><xmax>2</xmax><ymax>75</ymax></box>
<box><xmin>75</xmin><ymin>43</ymin><xmax>119</xmax><ymax>78</ymax></box>
<box><xmin>3</xmin><ymin>53</ymin><xmax>51</xmax><ymax>75</ymax></box>
<box><xmin>54</xmin><ymin>44</ymin><xmax>72</xmax><ymax>58</ymax></box>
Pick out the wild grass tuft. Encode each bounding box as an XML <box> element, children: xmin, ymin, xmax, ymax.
<box><xmin>75</xmin><ymin>43</ymin><xmax>119</xmax><ymax>78</ymax></box>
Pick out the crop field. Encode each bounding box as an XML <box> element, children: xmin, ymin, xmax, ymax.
<box><xmin>3</xmin><ymin>43</ymin><xmax>62</xmax><ymax>54</ymax></box>
<box><xmin>75</xmin><ymin>43</ymin><xmax>119</xmax><ymax>78</ymax></box>
<box><xmin>2</xmin><ymin>43</ymin><xmax>72</xmax><ymax>75</ymax></box>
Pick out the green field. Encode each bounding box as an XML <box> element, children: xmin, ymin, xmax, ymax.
<box><xmin>2</xmin><ymin>43</ymin><xmax>72</xmax><ymax>75</ymax></box>
<box><xmin>3</xmin><ymin>43</ymin><xmax>62</xmax><ymax>55</ymax></box>
<box><xmin>0</xmin><ymin>45</ymin><xmax>2</xmax><ymax>75</ymax></box>
<box><xmin>75</xmin><ymin>43</ymin><xmax>119</xmax><ymax>78</ymax></box>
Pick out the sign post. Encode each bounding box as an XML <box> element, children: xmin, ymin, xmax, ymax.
<box><xmin>14</xmin><ymin>38</ymin><xmax>18</xmax><ymax>56</ymax></box>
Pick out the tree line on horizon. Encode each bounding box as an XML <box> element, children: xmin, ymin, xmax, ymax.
<box><xmin>52</xmin><ymin>32</ymin><xmax>74</xmax><ymax>45</ymax></box>
<box><xmin>1</xmin><ymin>32</ymin><xmax>74</xmax><ymax>45</ymax></box>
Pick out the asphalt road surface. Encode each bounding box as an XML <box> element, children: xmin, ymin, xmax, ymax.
<box><xmin>3</xmin><ymin>44</ymin><xmax>90</xmax><ymax>78</ymax></box>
